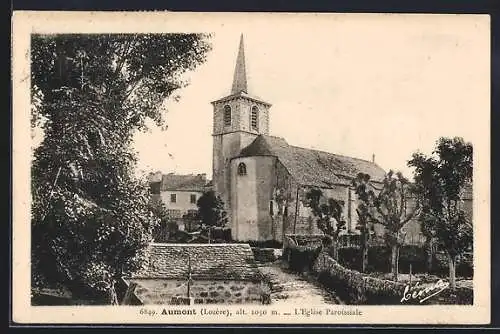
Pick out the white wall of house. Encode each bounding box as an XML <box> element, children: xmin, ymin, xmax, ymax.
<box><xmin>159</xmin><ymin>190</ymin><xmax>203</xmax><ymax>218</ymax></box>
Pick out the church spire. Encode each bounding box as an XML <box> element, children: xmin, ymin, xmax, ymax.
<box><xmin>231</xmin><ymin>34</ymin><xmax>248</xmax><ymax>94</ymax></box>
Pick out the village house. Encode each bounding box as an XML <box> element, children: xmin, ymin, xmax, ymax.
<box><xmin>121</xmin><ymin>243</ymin><xmax>266</xmax><ymax>305</ymax></box>
<box><xmin>149</xmin><ymin>172</ymin><xmax>211</xmax><ymax>231</ymax></box>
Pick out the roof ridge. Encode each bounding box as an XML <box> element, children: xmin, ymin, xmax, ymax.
<box><xmin>290</xmin><ymin>144</ymin><xmax>379</xmax><ymax>166</ymax></box>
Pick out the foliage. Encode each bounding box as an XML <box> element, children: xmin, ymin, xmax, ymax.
<box><xmin>304</xmin><ymin>188</ymin><xmax>346</xmax><ymax>259</ymax></box>
<box><xmin>287</xmin><ymin>246</ymin><xmax>322</xmax><ymax>273</ymax></box>
<box><xmin>149</xmin><ymin>200</ymin><xmax>178</xmax><ymax>242</ymax></box>
<box><xmin>408</xmin><ymin>137</ymin><xmax>473</xmax><ymax>289</ymax></box>
<box><xmin>196</xmin><ymin>190</ymin><xmax>228</xmax><ymax>228</ymax></box>
<box><xmin>30</xmin><ymin>33</ymin><xmax>212</xmax><ymax>301</ymax></box>
<box><xmin>315</xmin><ymin>252</ymin><xmax>471</xmax><ymax>305</ymax></box>
<box><xmin>352</xmin><ymin>171</ymin><xmax>419</xmax><ymax>281</ymax></box>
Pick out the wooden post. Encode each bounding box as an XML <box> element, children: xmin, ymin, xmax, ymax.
<box><xmin>409</xmin><ymin>263</ymin><xmax>412</xmax><ymax>286</ymax></box>
<box><xmin>293</xmin><ymin>186</ymin><xmax>300</xmax><ymax>234</ymax></box>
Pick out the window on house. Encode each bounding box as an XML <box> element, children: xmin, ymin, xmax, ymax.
<box><xmin>269</xmin><ymin>200</ymin><xmax>274</xmax><ymax>216</ymax></box>
<box><xmin>237</xmin><ymin>162</ymin><xmax>247</xmax><ymax>176</ymax></box>
<box><xmin>190</xmin><ymin>194</ymin><xmax>197</xmax><ymax>204</ymax></box>
<box><xmin>170</xmin><ymin>194</ymin><xmax>177</xmax><ymax>203</ymax></box>
<box><xmin>251</xmin><ymin>106</ymin><xmax>259</xmax><ymax>130</ymax></box>
<box><xmin>223</xmin><ymin>105</ymin><xmax>231</xmax><ymax>126</ymax></box>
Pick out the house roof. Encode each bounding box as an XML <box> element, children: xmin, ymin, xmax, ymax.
<box><xmin>237</xmin><ymin>135</ymin><xmax>386</xmax><ymax>187</ymax></box>
<box><xmin>128</xmin><ymin>243</ymin><xmax>263</xmax><ymax>281</ymax></box>
<box><xmin>156</xmin><ymin>173</ymin><xmax>209</xmax><ymax>192</ymax></box>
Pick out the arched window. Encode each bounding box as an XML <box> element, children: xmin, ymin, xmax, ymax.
<box><xmin>223</xmin><ymin>105</ymin><xmax>232</xmax><ymax>126</ymax></box>
<box><xmin>237</xmin><ymin>162</ymin><xmax>247</xmax><ymax>176</ymax></box>
<box><xmin>251</xmin><ymin>106</ymin><xmax>259</xmax><ymax>130</ymax></box>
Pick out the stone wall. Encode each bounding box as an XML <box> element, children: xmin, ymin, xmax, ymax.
<box><xmin>129</xmin><ymin>279</ymin><xmax>265</xmax><ymax>305</ymax></box>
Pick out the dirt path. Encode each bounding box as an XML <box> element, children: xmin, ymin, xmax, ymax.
<box><xmin>258</xmin><ymin>262</ymin><xmax>342</xmax><ymax>305</ymax></box>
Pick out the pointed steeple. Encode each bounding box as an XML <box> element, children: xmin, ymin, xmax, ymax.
<box><xmin>231</xmin><ymin>34</ymin><xmax>248</xmax><ymax>94</ymax></box>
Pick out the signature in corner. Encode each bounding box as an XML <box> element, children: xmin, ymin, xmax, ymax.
<box><xmin>400</xmin><ymin>279</ymin><xmax>450</xmax><ymax>304</ymax></box>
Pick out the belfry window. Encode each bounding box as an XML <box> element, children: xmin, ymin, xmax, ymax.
<box><xmin>224</xmin><ymin>105</ymin><xmax>232</xmax><ymax>126</ymax></box>
<box><xmin>251</xmin><ymin>106</ymin><xmax>259</xmax><ymax>130</ymax></box>
<box><xmin>237</xmin><ymin>162</ymin><xmax>247</xmax><ymax>176</ymax></box>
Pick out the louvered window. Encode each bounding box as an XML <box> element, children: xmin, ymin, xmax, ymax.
<box><xmin>251</xmin><ymin>106</ymin><xmax>259</xmax><ymax>130</ymax></box>
<box><xmin>224</xmin><ymin>105</ymin><xmax>231</xmax><ymax>126</ymax></box>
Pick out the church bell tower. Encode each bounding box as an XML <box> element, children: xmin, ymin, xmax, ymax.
<box><xmin>211</xmin><ymin>34</ymin><xmax>272</xmax><ymax>219</ymax></box>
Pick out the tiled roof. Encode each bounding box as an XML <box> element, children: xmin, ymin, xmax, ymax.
<box><xmin>157</xmin><ymin>173</ymin><xmax>208</xmax><ymax>192</ymax></box>
<box><xmin>129</xmin><ymin>243</ymin><xmax>263</xmax><ymax>281</ymax></box>
<box><xmin>211</xmin><ymin>91</ymin><xmax>272</xmax><ymax>107</ymax></box>
<box><xmin>237</xmin><ymin>135</ymin><xmax>386</xmax><ymax>187</ymax></box>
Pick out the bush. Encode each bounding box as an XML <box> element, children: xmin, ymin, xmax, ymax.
<box><xmin>287</xmin><ymin>246</ymin><xmax>322</xmax><ymax>273</ymax></box>
<box><xmin>252</xmin><ymin>248</ymin><xmax>278</xmax><ymax>263</ymax></box>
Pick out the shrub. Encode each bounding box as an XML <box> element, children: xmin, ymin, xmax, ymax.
<box><xmin>251</xmin><ymin>248</ymin><xmax>277</xmax><ymax>263</ymax></box>
<box><xmin>288</xmin><ymin>246</ymin><xmax>322</xmax><ymax>273</ymax></box>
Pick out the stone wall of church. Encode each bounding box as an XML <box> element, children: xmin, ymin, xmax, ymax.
<box><xmin>213</xmin><ymin>131</ymin><xmax>258</xmax><ymax>228</ymax></box>
<box><xmin>230</xmin><ymin>155</ymin><xmax>275</xmax><ymax>241</ymax></box>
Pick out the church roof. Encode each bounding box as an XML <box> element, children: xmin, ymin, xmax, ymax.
<box><xmin>211</xmin><ymin>34</ymin><xmax>271</xmax><ymax>107</ymax></box>
<box><xmin>237</xmin><ymin>135</ymin><xmax>386</xmax><ymax>187</ymax></box>
<box><xmin>128</xmin><ymin>243</ymin><xmax>263</xmax><ymax>281</ymax></box>
<box><xmin>231</xmin><ymin>34</ymin><xmax>248</xmax><ymax>95</ymax></box>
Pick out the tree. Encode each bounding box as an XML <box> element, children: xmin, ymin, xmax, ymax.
<box><xmin>196</xmin><ymin>190</ymin><xmax>228</xmax><ymax>242</ymax></box>
<box><xmin>31</xmin><ymin>34</ymin><xmax>212</xmax><ymax>303</ymax></box>
<box><xmin>305</xmin><ymin>188</ymin><xmax>346</xmax><ymax>260</ymax></box>
<box><xmin>353</xmin><ymin>171</ymin><xmax>419</xmax><ymax>281</ymax></box>
<box><xmin>408</xmin><ymin>137</ymin><xmax>473</xmax><ymax>290</ymax></box>
<box><xmin>354</xmin><ymin>199</ymin><xmax>373</xmax><ymax>273</ymax></box>
<box><xmin>149</xmin><ymin>200</ymin><xmax>178</xmax><ymax>242</ymax></box>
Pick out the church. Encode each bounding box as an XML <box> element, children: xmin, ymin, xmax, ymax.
<box><xmin>211</xmin><ymin>35</ymin><xmax>390</xmax><ymax>243</ymax></box>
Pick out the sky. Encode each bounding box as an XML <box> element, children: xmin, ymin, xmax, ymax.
<box><xmin>132</xmin><ymin>14</ymin><xmax>489</xmax><ymax>180</ymax></box>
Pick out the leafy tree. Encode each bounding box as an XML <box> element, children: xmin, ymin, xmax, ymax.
<box><xmin>149</xmin><ymin>199</ymin><xmax>178</xmax><ymax>242</ymax></box>
<box><xmin>305</xmin><ymin>188</ymin><xmax>346</xmax><ymax>260</ymax></box>
<box><xmin>408</xmin><ymin>137</ymin><xmax>473</xmax><ymax>290</ymax></box>
<box><xmin>353</xmin><ymin>171</ymin><xmax>419</xmax><ymax>281</ymax></box>
<box><xmin>354</xmin><ymin>199</ymin><xmax>373</xmax><ymax>273</ymax></box>
<box><xmin>31</xmin><ymin>34</ymin><xmax>212</xmax><ymax>303</ymax></box>
<box><xmin>196</xmin><ymin>190</ymin><xmax>228</xmax><ymax>242</ymax></box>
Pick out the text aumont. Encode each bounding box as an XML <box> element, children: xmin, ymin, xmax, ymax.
<box><xmin>152</xmin><ymin>308</ymin><xmax>363</xmax><ymax>317</ymax></box>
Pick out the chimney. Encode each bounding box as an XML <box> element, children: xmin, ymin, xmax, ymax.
<box><xmin>372</xmin><ymin>154</ymin><xmax>375</xmax><ymax>163</ymax></box>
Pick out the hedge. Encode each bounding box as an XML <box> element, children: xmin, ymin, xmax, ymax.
<box><xmin>313</xmin><ymin>252</ymin><xmax>407</xmax><ymax>304</ymax></box>
<box><xmin>337</xmin><ymin>246</ymin><xmax>473</xmax><ymax>278</ymax></box>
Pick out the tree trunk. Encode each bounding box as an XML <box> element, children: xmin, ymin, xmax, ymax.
<box><xmin>360</xmin><ymin>230</ymin><xmax>369</xmax><ymax>273</ymax></box>
<box><xmin>361</xmin><ymin>244</ymin><xmax>368</xmax><ymax>273</ymax></box>
<box><xmin>448</xmin><ymin>254</ymin><xmax>457</xmax><ymax>291</ymax></box>
<box><xmin>109</xmin><ymin>280</ymin><xmax>118</xmax><ymax>305</ymax></box>
<box><xmin>391</xmin><ymin>244</ymin><xmax>399</xmax><ymax>281</ymax></box>
<box><xmin>426</xmin><ymin>238</ymin><xmax>434</xmax><ymax>272</ymax></box>
<box><xmin>332</xmin><ymin>242</ymin><xmax>339</xmax><ymax>260</ymax></box>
